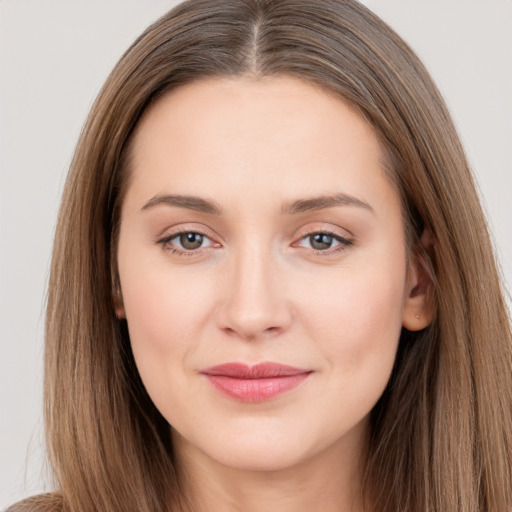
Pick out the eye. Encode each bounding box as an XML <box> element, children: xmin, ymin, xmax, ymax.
<box><xmin>176</xmin><ymin>232</ymin><xmax>206</xmax><ymax>250</ymax></box>
<box><xmin>295</xmin><ymin>231</ymin><xmax>353</xmax><ymax>253</ymax></box>
<box><xmin>157</xmin><ymin>230</ymin><xmax>217</xmax><ymax>254</ymax></box>
<box><xmin>307</xmin><ymin>233</ymin><xmax>338</xmax><ymax>250</ymax></box>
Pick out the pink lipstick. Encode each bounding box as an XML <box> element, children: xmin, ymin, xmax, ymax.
<box><xmin>199</xmin><ymin>362</ymin><xmax>311</xmax><ymax>402</ymax></box>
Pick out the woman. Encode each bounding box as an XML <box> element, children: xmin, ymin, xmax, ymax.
<box><xmin>9</xmin><ymin>0</ymin><xmax>512</xmax><ymax>511</ymax></box>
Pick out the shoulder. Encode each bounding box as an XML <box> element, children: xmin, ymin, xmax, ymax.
<box><xmin>5</xmin><ymin>493</ymin><xmax>64</xmax><ymax>512</ymax></box>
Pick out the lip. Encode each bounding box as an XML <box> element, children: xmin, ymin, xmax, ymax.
<box><xmin>199</xmin><ymin>362</ymin><xmax>312</xmax><ymax>402</ymax></box>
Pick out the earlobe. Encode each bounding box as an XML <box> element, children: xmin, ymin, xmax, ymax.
<box><xmin>402</xmin><ymin>229</ymin><xmax>435</xmax><ymax>331</ymax></box>
<box><xmin>113</xmin><ymin>290</ymin><xmax>126</xmax><ymax>319</ymax></box>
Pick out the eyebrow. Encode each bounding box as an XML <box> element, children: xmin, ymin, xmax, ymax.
<box><xmin>140</xmin><ymin>194</ymin><xmax>222</xmax><ymax>214</ymax></box>
<box><xmin>282</xmin><ymin>193</ymin><xmax>374</xmax><ymax>215</ymax></box>
<box><xmin>140</xmin><ymin>192</ymin><xmax>374</xmax><ymax>216</ymax></box>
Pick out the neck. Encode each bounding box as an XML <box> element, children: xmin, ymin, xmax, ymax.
<box><xmin>173</xmin><ymin>424</ymin><xmax>369</xmax><ymax>512</ymax></box>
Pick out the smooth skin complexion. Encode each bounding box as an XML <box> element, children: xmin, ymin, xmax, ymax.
<box><xmin>115</xmin><ymin>76</ymin><xmax>433</xmax><ymax>512</ymax></box>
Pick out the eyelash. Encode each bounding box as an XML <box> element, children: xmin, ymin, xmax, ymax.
<box><xmin>156</xmin><ymin>230</ymin><xmax>354</xmax><ymax>257</ymax></box>
<box><xmin>294</xmin><ymin>230</ymin><xmax>354</xmax><ymax>255</ymax></box>
<box><xmin>157</xmin><ymin>230</ymin><xmax>215</xmax><ymax>256</ymax></box>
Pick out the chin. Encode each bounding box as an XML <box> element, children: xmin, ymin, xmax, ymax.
<box><xmin>214</xmin><ymin>444</ymin><xmax>308</xmax><ymax>473</ymax></box>
<box><xmin>184</xmin><ymin>423</ymin><xmax>329</xmax><ymax>473</ymax></box>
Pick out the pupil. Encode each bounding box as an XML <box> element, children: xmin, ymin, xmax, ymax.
<box><xmin>310</xmin><ymin>233</ymin><xmax>333</xmax><ymax>250</ymax></box>
<box><xmin>180</xmin><ymin>233</ymin><xmax>203</xmax><ymax>249</ymax></box>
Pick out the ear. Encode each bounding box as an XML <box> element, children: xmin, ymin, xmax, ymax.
<box><xmin>113</xmin><ymin>288</ymin><xmax>126</xmax><ymax>319</ymax></box>
<box><xmin>402</xmin><ymin>228</ymin><xmax>435</xmax><ymax>331</ymax></box>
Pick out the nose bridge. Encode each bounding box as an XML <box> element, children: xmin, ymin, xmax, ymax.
<box><xmin>217</xmin><ymin>235</ymin><xmax>291</xmax><ymax>340</ymax></box>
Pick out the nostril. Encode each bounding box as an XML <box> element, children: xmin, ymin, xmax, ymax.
<box><xmin>221</xmin><ymin>324</ymin><xmax>282</xmax><ymax>341</ymax></box>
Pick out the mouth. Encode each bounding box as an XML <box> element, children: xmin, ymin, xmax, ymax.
<box><xmin>199</xmin><ymin>362</ymin><xmax>312</xmax><ymax>402</ymax></box>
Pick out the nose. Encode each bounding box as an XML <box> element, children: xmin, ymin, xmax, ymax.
<box><xmin>215</xmin><ymin>243</ymin><xmax>293</xmax><ymax>341</ymax></box>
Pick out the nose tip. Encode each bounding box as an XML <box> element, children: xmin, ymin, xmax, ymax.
<box><xmin>219</xmin><ymin>305</ymin><xmax>287</xmax><ymax>341</ymax></box>
<box><xmin>215</xmin><ymin>255</ymin><xmax>292</xmax><ymax>341</ymax></box>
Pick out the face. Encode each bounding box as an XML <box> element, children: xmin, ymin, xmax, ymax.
<box><xmin>116</xmin><ymin>76</ymin><xmax>429</xmax><ymax>474</ymax></box>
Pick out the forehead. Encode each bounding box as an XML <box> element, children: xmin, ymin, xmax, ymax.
<box><xmin>126</xmin><ymin>76</ymin><xmax>397</xmax><ymax>216</ymax></box>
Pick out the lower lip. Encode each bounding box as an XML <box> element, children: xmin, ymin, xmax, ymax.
<box><xmin>203</xmin><ymin>374</ymin><xmax>310</xmax><ymax>402</ymax></box>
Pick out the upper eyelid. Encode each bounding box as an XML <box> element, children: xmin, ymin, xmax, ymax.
<box><xmin>293</xmin><ymin>223</ymin><xmax>354</xmax><ymax>241</ymax></box>
<box><xmin>294</xmin><ymin>231</ymin><xmax>353</xmax><ymax>248</ymax></box>
<box><xmin>300</xmin><ymin>231</ymin><xmax>348</xmax><ymax>242</ymax></box>
<box><xmin>163</xmin><ymin>229</ymin><xmax>211</xmax><ymax>240</ymax></box>
<box><xmin>156</xmin><ymin>224</ymin><xmax>217</xmax><ymax>241</ymax></box>
<box><xmin>158</xmin><ymin>227</ymin><xmax>350</xmax><ymax>240</ymax></box>
<box><xmin>155</xmin><ymin>223</ymin><xmax>355</xmax><ymax>247</ymax></box>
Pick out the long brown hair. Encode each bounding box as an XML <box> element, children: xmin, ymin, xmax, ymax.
<box><xmin>11</xmin><ymin>1</ymin><xmax>512</xmax><ymax>511</ymax></box>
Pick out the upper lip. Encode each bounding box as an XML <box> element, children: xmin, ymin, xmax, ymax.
<box><xmin>200</xmin><ymin>362</ymin><xmax>311</xmax><ymax>379</ymax></box>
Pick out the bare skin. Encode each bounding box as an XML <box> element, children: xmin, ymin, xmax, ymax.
<box><xmin>116</xmin><ymin>76</ymin><xmax>432</xmax><ymax>512</ymax></box>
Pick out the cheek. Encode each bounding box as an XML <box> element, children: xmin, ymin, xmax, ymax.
<box><xmin>299</xmin><ymin>254</ymin><xmax>406</xmax><ymax>387</ymax></box>
<box><xmin>118</xmin><ymin>256</ymin><xmax>215</xmax><ymax>387</ymax></box>
<box><xmin>294</xmin><ymin>265</ymin><xmax>405</xmax><ymax>449</ymax></box>
<box><xmin>119</xmin><ymin>263</ymin><xmax>223</xmax><ymax>432</ymax></box>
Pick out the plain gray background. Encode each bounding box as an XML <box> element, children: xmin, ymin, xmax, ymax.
<box><xmin>1</xmin><ymin>0</ymin><xmax>511</xmax><ymax>508</ymax></box>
